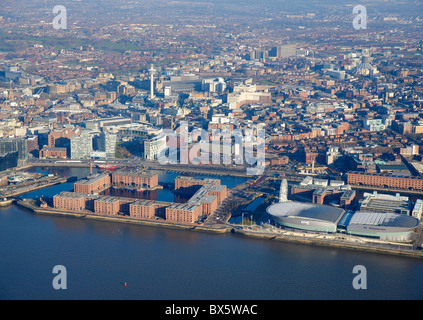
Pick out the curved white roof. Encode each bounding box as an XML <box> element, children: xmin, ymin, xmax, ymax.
<box><xmin>266</xmin><ymin>201</ymin><xmax>344</xmax><ymax>223</ymax></box>
<box><xmin>349</xmin><ymin>211</ymin><xmax>419</xmax><ymax>228</ymax></box>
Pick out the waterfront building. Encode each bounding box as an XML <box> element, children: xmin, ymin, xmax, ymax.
<box><xmin>165</xmin><ymin>203</ymin><xmax>203</xmax><ymax>223</ymax></box>
<box><xmin>0</xmin><ymin>151</ymin><xmax>19</xmax><ymax>172</ymax></box>
<box><xmin>129</xmin><ymin>199</ymin><xmax>169</xmax><ymax>219</ymax></box>
<box><xmin>0</xmin><ymin>138</ymin><xmax>28</xmax><ymax>163</ymax></box>
<box><xmin>197</xmin><ymin>184</ymin><xmax>228</xmax><ymax>205</ymax></box>
<box><xmin>74</xmin><ymin>174</ymin><xmax>112</xmax><ymax>194</ymax></box>
<box><xmin>165</xmin><ymin>179</ymin><xmax>229</xmax><ymax>223</ymax></box>
<box><xmin>266</xmin><ymin>201</ymin><xmax>345</xmax><ymax>233</ymax></box>
<box><xmin>53</xmin><ymin>192</ymin><xmax>100</xmax><ymax>212</ymax></box>
<box><xmin>266</xmin><ymin>198</ymin><xmax>419</xmax><ymax>241</ymax></box>
<box><xmin>94</xmin><ymin>196</ymin><xmax>122</xmax><ymax>215</ymax></box>
<box><xmin>175</xmin><ymin>176</ymin><xmax>221</xmax><ymax>190</ymax></box>
<box><xmin>112</xmin><ymin>171</ymin><xmax>159</xmax><ymax>189</ymax></box>
<box><xmin>188</xmin><ymin>188</ymin><xmax>219</xmax><ymax>216</ymax></box>
<box><xmin>346</xmin><ymin>211</ymin><xmax>419</xmax><ymax>241</ymax></box>
<box><xmin>71</xmin><ymin>134</ymin><xmax>93</xmax><ymax>160</ymax></box>
<box><xmin>144</xmin><ymin>134</ymin><xmax>167</xmax><ymax>160</ymax></box>
<box><xmin>167</xmin><ymin>183</ymin><xmax>228</xmax><ymax>221</ymax></box>
<box><xmin>99</xmin><ymin>132</ymin><xmax>117</xmax><ymax>159</ymax></box>
<box><xmin>53</xmin><ymin>192</ymin><xmax>88</xmax><ymax>212</ymax></box>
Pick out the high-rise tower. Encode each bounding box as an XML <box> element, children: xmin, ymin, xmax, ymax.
<box><xmin>9</xmin><ymin>84</ymin><xmax>14</xmax><ymax>102</ymax></box>
<box><xmin>149</xmin><ymin>64</ymin><xmax>156</xmax><ymax>99</ymax></box>
<box><xmin>279</xmin><ymin>179</ymin><xmax>288</xmax><ymax>203</ymax></box>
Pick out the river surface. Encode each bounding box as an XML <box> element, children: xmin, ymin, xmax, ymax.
<box><xmin>0</xmin><ymin>166</ymin><xmax>422</xmax><ymax>300</ymax></box>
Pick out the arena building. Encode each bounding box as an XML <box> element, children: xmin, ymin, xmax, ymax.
<box><xmin>346</xmin><ymin>211</ymin><xmax>419</xmax><ymax>241</ymax></box>
<box><xmin>266</xmin><ymin>199</ymin><xmax>419</xmax><ymax>241</ymax></box>
<box><xmin>266</xmin><ymin>201</ymin><xmax>345</xmax><ymax>233</ymax></box>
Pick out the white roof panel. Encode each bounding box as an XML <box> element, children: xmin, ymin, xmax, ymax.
<box><xmin>349</xmin><ymin>211</ymin><xmax>419</xmax><ymax>228</ymax></box>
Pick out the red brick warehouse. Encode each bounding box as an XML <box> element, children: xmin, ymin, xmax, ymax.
<box><xmin>347</xmin><ymin>172</ymin><xmax>423</xmax><ymax>191</ymax></box>
<box><xmin>112</xmin><ymin>171</ymin><xmax>159</xmax><ymax>189</ymax></box>
<box><xmin>74</xmin><ymin>174</ymin><xmax>112</xmax><ymax>194</ymax></box>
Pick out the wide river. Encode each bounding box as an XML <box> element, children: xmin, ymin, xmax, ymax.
<box><xmin>0</xmin><ymin>167</ymin><xmax>422</xmax><ymax>300</ymax></box>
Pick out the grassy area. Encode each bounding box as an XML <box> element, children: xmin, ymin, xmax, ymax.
<box><xmin>0</xmin><ymin>33</ymin><xmax>27</xmax><ymax>52</ymax></box>
<box><xmin>115</xmin><ymin>143</ymin><xmax>133</xmax><ymax>159</ymax></box>
<box><xmin>115</xmin><ymin>140</ymin><xmax>145</xmax><ymax>159</ymax></box>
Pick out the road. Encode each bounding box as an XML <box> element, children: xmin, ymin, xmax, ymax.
<box><xmin>28</xmin><ymin>159</ymin><xmax>256</xmax><ymax>177</ymax></box>
<box><xmin>27</xmin><ymin>158</ymin><xmax>309</xmax><ymax>181</ymax></box>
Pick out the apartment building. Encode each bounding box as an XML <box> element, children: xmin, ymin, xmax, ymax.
<box><xmin>174</xmin><ymin>176</ymin><xmax>221</xmax><ymax>190</ymax></box>
<box><xmin>94</xmin><ymin>196</ymin><xmax>121</xmax><ymax>215</ymax></box>
<box><xmin>74</xmin><ymin>174</ymin><xmax>112</xmax><ymax>194</ymax></box>
<box><xmin>112</xmin><ymin>171</ymin><xmax>159</xmax><ymax>189</ymax></box>
<box><xmin>347</xmin><ymin>172</ymin><xmax>423</xmax><ymax>191</ymax></box>
<box><xmin>165</xmin><ymin>203</ymin><xmax>203</xmax><ymax>223</ymax></box>
<box><xmin>129</xmin><ymin>199</ymin><xmax>169</xmax><ymax>219</ymax></box>
<box><xmin>53</xmin><ymin>192</ymin><xmax>87</xmax><ymax>212</ymax></box>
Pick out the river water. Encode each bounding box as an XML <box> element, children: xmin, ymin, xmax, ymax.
<box><xmin>0</xmin><ymin>166</ymin><xmax>422</xmax><ymax>300</ymax></box>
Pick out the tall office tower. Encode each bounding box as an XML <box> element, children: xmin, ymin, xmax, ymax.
<box><xmin>71</xmin><ymin>134</ymin><xmax>93</xmax><ymax>159</ymax></box>
<box><xmin>249</xmin><ymin>49</ymin><xmax>269</xmax><ymax>61</ymax></box>
<box><xmin>0</xmin><ymin>138</ymin><xmax>28</xmax><ymax>161</ymax></box>
<box><xmin>149</xmin><ymin>64</ymin><xmax>156</xmax><ymax>99</ymax></box>
<box><xmin>99</xmin><ymin>132</ymin><xmax>117</xmax><ymax>159</ymax></box>
<box><xmin>269</xmin><ymin>45</ymin><xmax>297</xmax><ymax>58</ymax></box>
<box><xmin>279</xmin><ymin>179</ymin><xmax>288</xmax><ymax>203</ymax></box>
<box><xmin>0</xmin><ymin>151</ymin><xmax>19</xmax><ymax>172</ymax></box>
<box><xmin>144</xmin><ymin>133</ymin><xmax>167</xmax><ymax>161</ymax></box>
